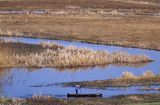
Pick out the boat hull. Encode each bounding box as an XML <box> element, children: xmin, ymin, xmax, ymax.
<box><xmin>67</xmin><ymin>93</ymin><xmax>102</xmax><ymax>98</ymax></box>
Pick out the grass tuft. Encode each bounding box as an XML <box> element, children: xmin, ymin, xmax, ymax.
<box><xmin>121</xmin><ymin>71</ymin><xmax>155</xmax><ymax>79</ymax></box>
<box><xmin>121</xmin><ymin>71</ymin><xmax>137</xmax><ymax>79</ymax></box>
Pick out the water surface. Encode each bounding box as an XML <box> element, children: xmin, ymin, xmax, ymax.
<box><xmin>0</xmin><ymin>36</ymin><xmax>160</xmax><ymax>98</ymax></box>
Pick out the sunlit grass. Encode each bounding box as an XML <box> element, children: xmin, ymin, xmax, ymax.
<box><xmin>0</xmin><ymin>41</ymin><xmax>152</xmax><ymax>68</ymax></box>
<box><xmin>120</xmin><ymin>71</ymin><xmax>155</xmax><ymax>79</ymax></box>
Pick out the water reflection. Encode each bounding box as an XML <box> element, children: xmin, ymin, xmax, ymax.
<box><xmin>0</xmin><ymin>68</ymin><xmax>12</xmax><ymax>83</ymax></box>
<box><xmin>112</xmin><ymin>62</ymin><xmax>150</xmax><ymax>68</ymax></box>
<box><xmin>0</xmin><ymin>67</ymin><xmax>159</xmax><ymax>98</ymax></box>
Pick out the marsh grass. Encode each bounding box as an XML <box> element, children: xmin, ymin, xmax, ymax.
<box><xmin>121</xmin><ymin>71</ymin><xmax>155</xmax><ymax>79</ymax></box>
<box><xmin>0</xmin><ymin>94</ymin><xmax>160</xmax><ymax>105</ymax></box>
<box><xmin>0</xmin><ymin>52</ymin><xmax>11</xmax><ymax>66</ymax></box>
<box><xmin>0</xmin><ymin>13</ymin><xmax>160</xmax><ymax>51</ymax></box>
<box><xmin>121</xmin><ymin>71</ymin><xmax>137</xmax><ymax>79</ymax></box>
<box><xmin>64</xmin><ymin>70</ymin><xmax>159</xmax><ymax>89</ymax></box>
<box><xmin>0</xmin><ymin>41</ymin><xmax>152</xmax><ymax>68</ymax></box>
<box><xmin>143</xmin><ymin>70</ymin><xmax>155</xmax><ymax>78</ymax></box>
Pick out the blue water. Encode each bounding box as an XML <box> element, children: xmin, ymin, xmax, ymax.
<box><xmin>0</xmin><ymin>36</ymin><xmax>160</xmax><ymax>98</ymax></box>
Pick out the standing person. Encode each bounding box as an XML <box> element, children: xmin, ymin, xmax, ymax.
<box><xmin>75</xmin><ymin>84</ymin><xmax>80</xmax><ymax>94</ymax></box>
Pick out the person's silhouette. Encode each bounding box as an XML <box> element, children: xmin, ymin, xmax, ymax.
<box><xmin>75</xmin><ymin>84</ymin><xmax>80</xmax><ymax>94</ymax></box>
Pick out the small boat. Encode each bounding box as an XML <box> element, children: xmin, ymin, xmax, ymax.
<box><xmin>67</xmin><ymin>93</ymin><xmax>102</xmax><ymax>98</ymax></box>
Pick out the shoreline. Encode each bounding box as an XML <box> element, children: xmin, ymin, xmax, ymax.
<box><xmin>1</xmin><ymin>35</ymin><xmax>160</xmax><ymax>52</ymax></box>
<box><xmin>0</xmin><ymin>12</ymin><xmax>160</xmax><ymax>52</ymax></box>
<box><xmin>0</xmin><ymin>94</ymin><xmax>160</xmax><ymax>105</ymax></box>
<box><xmin>63</xmin><ymin>76</ymin><xmax>160</xmax><ymax>88</ymax></box>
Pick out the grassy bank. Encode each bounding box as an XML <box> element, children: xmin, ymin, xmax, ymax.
<box><xmin>0</xmin><ymin>14</ymin><xmax>160</xmax><ymax>51</ymax></box>
<box><xmin>0</xmin><ymin>94</ymin><xmax>160</xmax><ymax>105</ymax></box>
<box><xmin>0</xmin><ymin>0</ymin><xmax>160</xmax><ymax>50</ymax></box>
<box><xmin>63</xmin><ymin>71</ymin><xmax>160</xmax><ymax>88</ymax></box>
<box><xmin>0</xmin><ymin>41</ymin><xmax>152</xmax><ymax>68</ymax></box>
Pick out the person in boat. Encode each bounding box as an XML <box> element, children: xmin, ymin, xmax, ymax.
<box><xmin>75</xmin><ymin>84</ymin><xmax>80</xmax><ymax>94</ymax></box>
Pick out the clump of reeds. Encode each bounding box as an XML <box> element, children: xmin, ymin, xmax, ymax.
<box><xmin>0</xmin><ymin>29</ymin><xmax>22</xmax><ymax>36</ymax></box>
<box><xmin>1</xmin><ymin>41</ymin><xmax>153</xmax><ymax>68</ymax></box>
<box><xmin>121</xmin><ymin>71</ymin><xmax>137</xmax><ymax>79</ymax></box>
<box><xmin>32</xmin><ymin>95</ymin><xmax>53</xmax><ymax>100</ymax></box>
<box><xmin>40</xmin><ymin>41</ymin><xmax>64</xmax><ymax>50</ymax></box>
<box><xmin>143</xmin><ymin>70</ymin><xmax>155</xmax><ymax>78</ymax></box>
<box><xmin>108</xmin><ymin>10</ymin><xmax>124</xmax><ymax>15</ymax></box>
<box><xmin>0</xmin><ymin>52</ymin><xmax>11</xmax><ymax>66</ymax></box>
<box><xmin>120</xmin><ymin>71</ymin><xmax>155</xmax><ymax>79</ymax></box>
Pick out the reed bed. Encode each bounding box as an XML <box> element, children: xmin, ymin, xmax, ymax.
<box><xmin>0</xmin><ymin>51</ymin><xmax>11</xmax><ymax>66</ymax></box>
<box><xmin>121</xmin><ymin>71</ymin><xmax>155</xmax><ymax>79</ymax></box>
<box><xmin>0</xmin><ymin>41</ymin><xmax>152</xmax><ymax>68</ymax></box>
<box><xmin>63</xmin><ymin>70</ymin><xmax>160</xmax><ymax>88</ymax></box>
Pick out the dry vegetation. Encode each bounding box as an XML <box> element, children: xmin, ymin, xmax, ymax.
<box><xmin>0</xmin><ymin>0</ymin><xmax>160</xmax><ymax>10</ymax></box>
<box><xmin>121</xmin><ymin>71</ymin><xmax>155</xmax><ymax>79</ymax></box>
<box><xmin>64</xmin><ymin>71</ymin><xmax>160</xmax><ymax>88</ymax></box>
<box><xmin>0</xmin><ymin>0</ymin><xmax>160</xmax><ymax>50</ymax></box>
<box><xmin>0</xmin><ymin>41</ymin><xmax>152</xmax><ymax>68</ymax></box>
<box><xmin>0</xmin><ymin>94</ymin><xmax>160</xmax><ymax>105</ymax></box>
<box><xmin>0</xmin><ymin>1</ymin><xmax>159</xmax><ymax>105</ymax></box>
<box><xmin>0</xmin><ymin>14</ymin><xmax>160</xmax><ymax>50</ymax></box>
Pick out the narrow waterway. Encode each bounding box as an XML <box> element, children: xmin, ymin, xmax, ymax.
<box><xmin>0</xmin><ymin>36</ymin><xmax>160</xmax><ymax>98</ymax></box>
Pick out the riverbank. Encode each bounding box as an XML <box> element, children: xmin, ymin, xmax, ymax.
<box><xmin>63</xmin><ymin>73</ymin><xmax>160</xmax><ymax>88</ymax></box>
<box><xmin>0</xmin><ymin>94</ymin><xmax>160</xmax><ymax>105</ymax></box>
<box><xmin>0</xmin><ymin>14</ymin><xmax>160</xmax><ymax>51</ymax></box>
<box><xmin>0</xmin><ymin>0</ymin><xmax>160</xmax><ymax>51</ymax></box>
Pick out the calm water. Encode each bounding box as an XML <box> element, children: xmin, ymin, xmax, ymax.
<box><xmin>0</xmin><ymin>36</ymin><xmax>160</xmax><ymax>98</ymax></box>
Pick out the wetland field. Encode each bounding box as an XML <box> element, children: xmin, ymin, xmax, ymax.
<box><xmin>0</xmin><ymin>0</ymin><xmax>160</xmax><ymax>105</ymax></box>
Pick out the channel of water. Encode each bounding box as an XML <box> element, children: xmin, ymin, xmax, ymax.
<box><xmin>0</xmin><ymin>36</ymin><xmax>160</xmax><ymax>98</ymax></box>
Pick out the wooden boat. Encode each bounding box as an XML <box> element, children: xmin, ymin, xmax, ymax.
<box><xmin>67</xmin><ymin>93</ymin><xmax>102</xmax><ymax>98</ymax></box>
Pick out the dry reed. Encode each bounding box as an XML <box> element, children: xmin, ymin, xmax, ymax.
<box><xmin>121</xmin><ymin>71</ymin><xmax>137</xmax><ymax>79</ymax></box>
<box><xmin>0</xmin><ymin>42</ymin><xmax>152</xmax><ymax>68</ymax></box>
<box><xmin>143</xmin><ymin>70</ymin><xmax>155</xmax><ymax>78</ymax></box>
<box><xmin>121</xmin><ymin>71</ymin><xmax>155</xmax><ymax>79</ymax></box>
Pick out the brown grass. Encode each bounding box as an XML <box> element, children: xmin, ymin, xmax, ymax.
<box><xmin>0</xmin><ymin>0</ymin><xmax>160</xmax><ymax>10</ymax></box>
<box><xmin>0</xmin><ymin>53</ymin><xmax>7</xmax><ymax>65</ymax></box>
<box><xmin>64</xmin><ymin>71</ymin><xmax>160</xmax><ymax>88</ymax></box>
<box><xmin>0</xmin><ymin>14</ymin><xmax>160</xmax><ymax>50</ymax></box>
<box><xmin>121</xmin><ymin>71</ymin><xmax>155</xmax><ymax>79</ymax></box>
<box><xmin>0</xmin><ymin>0</ymin><xmax>160</xmax><ymax>50</ymax></box>
<box><xmin>1</xmin><ymin>94</ymin><xmax>160</xmax><ymax>105</ymax></box>
<box><xmin>0</xmin><ymin>41</ymin><xmax>152</xmax><ymax>68</ymax></box>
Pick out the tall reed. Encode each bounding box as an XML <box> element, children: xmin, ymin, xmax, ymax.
<box><xmin>0</xmin><ymin>42</ymin><xmax>152</xmax><ymax>68</ymax></box>
<box><xmin>121</xmin><ymin>71</ymin><xmax>155</xmax><ymax>79</ymax></box>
